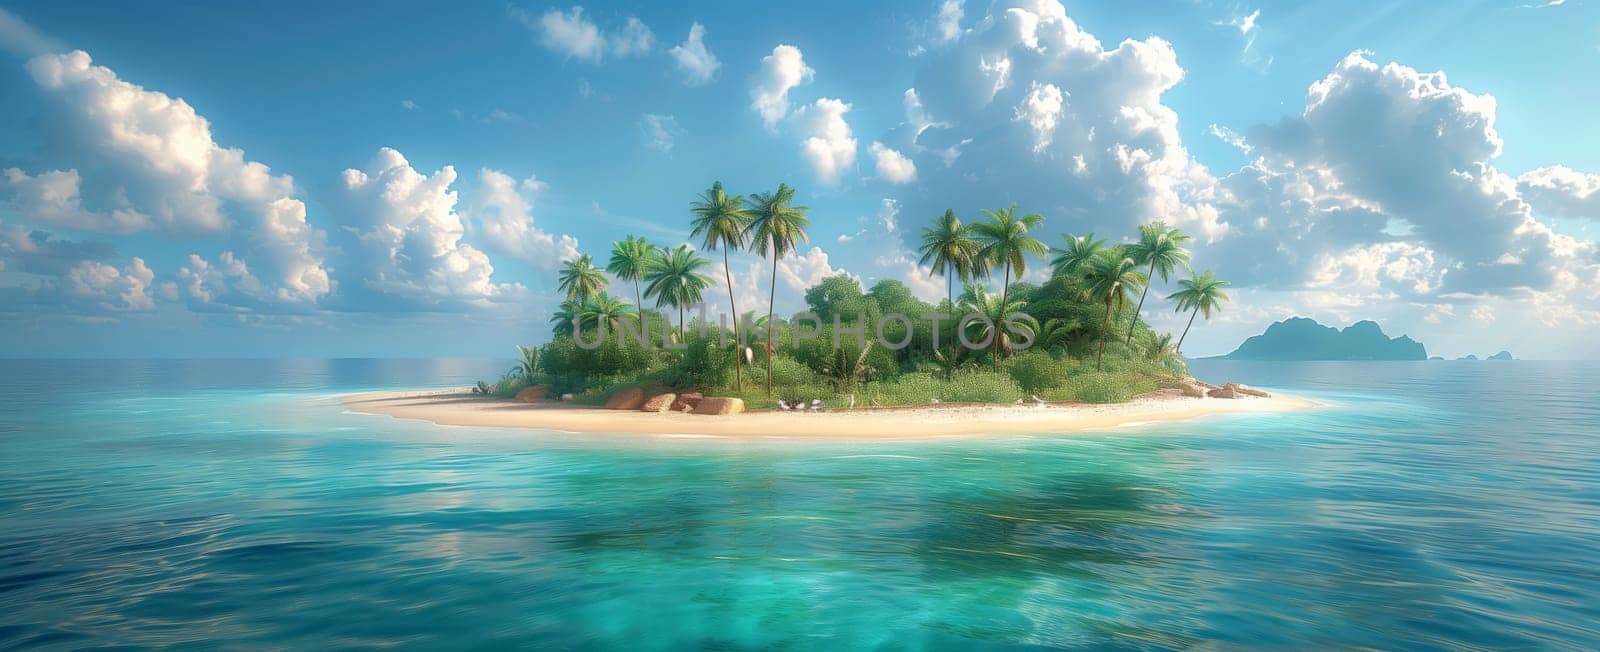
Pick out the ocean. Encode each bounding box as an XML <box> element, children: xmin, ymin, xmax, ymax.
<box><xmin>0</xmin><ymin>358</ymin><xmax>1596</xmax><ymax>649</ymax></box>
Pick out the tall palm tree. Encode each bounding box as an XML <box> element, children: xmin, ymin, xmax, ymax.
<box><xmin>557</xmin><ymin>254</ymin><xmax>606</xmax><ymax>304</ymax></box>
<box><xmin>1167</xmin><ymin>270</ymin><xmax>1230</xmax><ymax>355</ymax></box>
<box><xmin>606</xmin><ymin>236</ymin><xmax>659</xmax><ymax>334</ymax></box>
<box><xmin>1084</xmin><ymin>250</ymin><xmax>1146</xmax><ymax>370</ymax></box>
<box><xmin>918</xmin><ymin>209</ymin><xmax>985</xmax><ymax>311</ymax></box>
<box><xmin>689</xmin><ymin>181</ymin><xmax>753</xmax><ymax>391</ymax></box>
<box><xmin>970</xmin><ymin>204</ymin><xmax>1046</xmax><ymax>369</ymax></box>
<box><xmin>748</xmin><ymin>183</ymin><xmax>810</xmax><ymax>395</ymax></box>
<box><xmin>1123</xmin><ymin>222</ymin><xmax>1191</xmax><ymax>345</ymax></box>
<box><xmin>582</xmin><ymin>293</ymin><xmax>633</xmax><ymax>335</ymax></box>
<box><xmin>643</xmin><ymin>245</ymin><xmax>714</xmax><ymax>342</ymax></box>
<box><xmin>1049</xmin><ymin>232</ymin><xmax>1106</xmax><ymax>276</ymax></box>
<box><xmin>918</xmin><ymin>209</ymin><xmax>984</xmax><ymax>378</ymax></box>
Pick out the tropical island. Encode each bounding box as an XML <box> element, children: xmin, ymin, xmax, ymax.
<box><xmin>1219</xmin><ymin>317</ymin><xmax>1428</xmax><ymax>361</ymax></box>
<box><xmin>347</xmin><ymin>182</ymin><xmax>1311</xmax><ymax>436</ymax></box>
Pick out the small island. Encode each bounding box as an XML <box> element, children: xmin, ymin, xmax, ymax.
<box><xmin>345</xmin><ymin>187</ymin><xmax>1310</xmax><ymax>437</ymax></box>
<box><xmin>1218</xmin><ymin>317</ymin><xmax>1427</xmax><ymax>360</ymax></box>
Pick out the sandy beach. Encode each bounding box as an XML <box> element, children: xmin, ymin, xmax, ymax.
<box><xmin>341</xmin><ymin>388</ymin><xmax>1319</xmax><ymax>438</ymax></box>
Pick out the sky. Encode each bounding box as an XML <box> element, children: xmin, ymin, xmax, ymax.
<box><xmin>1</xmin><ymin>0</ymin><xmax>1598</xmax><ymax>359</ymax></box>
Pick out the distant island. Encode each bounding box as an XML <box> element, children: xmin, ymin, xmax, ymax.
<box><xmin>1218</xmin><ymin>317</ymin><xmax>1427</xmax><ymax>360</ymax></box>
<box><xmin>1456</xmin><ymin>350</ymin><xmax>1514</xmax><ymax>361</ymax></box>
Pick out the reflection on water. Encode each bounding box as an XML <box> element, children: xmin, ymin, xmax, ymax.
<box><xmin>0</xmin><ymin>358</ymin><xmax>1597</xmax><ymax>648</ymax></box>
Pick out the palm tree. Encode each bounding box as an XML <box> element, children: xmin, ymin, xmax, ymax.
<box><xmin>1084</xmin><ymin>250</ymin><xmax>1146</xmax><ymax>370</ymax></box>
<box><xmin>643</xmin><ymin>244</ymin><xmax>714</xmax><ymax>342</ymax></box>
<box><xmin>513</xmin><ymin>345</ymin><xmax>540</xmax><ymax>384</ymax></box>
<box><xmin>550</xmin><ymin>300</ymin><xmax>585</xmax><ymax>336</ymax></box>
<box><xmin>1049</xmin><ymin>232</ymin><xmax>1105</xmax><ymax>276</ymax></box>
<box><xmin>606</xmin><ymin>236</ymin><xmax>659</xmax><ymax>334</ymax></box>
<box><xmin>1167</xmin><ymin>270</ymin><xmax>1230</xmax><ymax>355</ymax></box>
<box><xmin>918</xmin><ymin>209</ymin><xmax>985</xmax><ymax>310</ymax></box>
<box><xmin>918</xmin><ymin>209</ymin><xmax>984</xmax><ymax>377</ymax></box>
<box><xmin>748</xmin><ymin>183</ymin><xmax>810</xmax><ymax>395</ymax></box>
<box><xmin>959</xmin><ymin>284</ymin><xmax>1033</xmax><ymax>354</ymax></box>
<box><xmin>1035</xmin><ymin>318</ymin><xmax>1082</xmax><ymax>354</ymax></box>
<box><xmin>557</xmin><ymin>254</ymin><xmax>606</xmax><ymax>304</ymax></box>
<box><xmin>582</xmin><ymin>293</ymin><xmax>633</xmax><ymax>334</ymax></box>
<box><xmin>1123</xmin><ymin>222</ymin><xmax>1191</xmax><ymax>346</ymax></box>
<box><xmin>689</xmin><ymin>181</ymin><xmax>754</xmax><ymax>391</ymax></box>
<box><xmin>970</xmin><ymin>203</ymin><xmax>1046</xmax><ymax>369</ymax></box>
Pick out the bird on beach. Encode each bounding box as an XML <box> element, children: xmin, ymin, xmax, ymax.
<box><xmin>778</xmin><ymin>400</ymin><xmax>791</xmax><ymax>410</ymax></box>
<box><xmin>810</xmin><ymin>399</ymin><xmax>823</xmax><ymax>411</ymax></box>
<box><xmin>930</xmin><ymin>398</ymin><xmax>941</xmax><ymax>404</ymax></box>
<box><xmin>848</xmin><ymin>394</ymin><xmax>856</xmax><ymax>409</ymax></box>
<box><xmin>1031</xmin><ymin>394</ymin><xmax>1046</xmax><ymax>405</ymax></box>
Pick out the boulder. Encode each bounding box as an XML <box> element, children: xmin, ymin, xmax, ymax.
<box><xmin>1224</xmin><ymin>383</ymin><xmax>1270</xmax><ymax>398</ymax></box>
<box><xmin>691</xmin><ymin>397</ymin><xmax>745</xmax><ymax>415</ymax></box>
<box><xmin>605</xmin><ymin>386</ymin><xmax>647</xmax><ymax>410</ymax></box>
<box><xmin>514</xmin><ymin>385</ymin><xmax>549</xmax><ymax>402</ymax></box>
<box><xmin>1207</xmin><ymin>386</ymin><xmax>1238</xmax><ymax>399</ymax></box>
<box><xmin>640</xmin><ymin>393</ymin><xmax>677</xmax><ymax>412</ymax></box>
<box><xmin>670</xmin><ymin>391</ymin><xmax>704</xmax><ymax>412</ymax></box>
<box><xmin>1179</xmin><ymin>382</ymin><xmax>1207</xmax><ymax>398</ymax></box>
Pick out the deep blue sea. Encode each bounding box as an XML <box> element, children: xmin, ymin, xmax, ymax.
<box><xmin>0</xmin><ymin>358</ymin><xmax>1597</xmax><ymax>649</ymax></box>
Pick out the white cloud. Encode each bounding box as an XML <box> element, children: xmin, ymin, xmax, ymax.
<box><xmin>776</xmin><ymin>246</ymin><xmax>855</xmax><ymax>293</ymax></box>
<box><xmin>332</xmin><ymin>148</ymin><xmax>515</xmax><ymax>309</ymax></box>
<box><xmin>1013</xmin><ymin>81</ymin><xmax>1065</xmax><ymax>153</ymax></box>
<box><xmin>0</xmin><ymin>7</ymin><xmax>62</xmax><ymax>57</ymax></box>
<box><xmin>1517</xmin><ymin>166</ymin><xmax>1600</xmax><ymax>220</ymax></box>
<box><xmin>10</xmin><ymin>50</ymin><xmax>330</xmax><ymax>310</ymax></box>
<box><xmin>467</xmin><ymin>168</ymin><xmax>580</xmax><ymax>271</ymax></box>
<box><xmin>520</xmin><ymin>6</ymin><xmax>652</xmax><ymax>63</ymax></box>
<box><xmin>400</xmin><ymin>99</ymin><xmax>417</xmax><ymax>110</ymax></box>
<box><xmin>869</xmin><ymin>142</ymin><xmax>917</xmax><ymax>184</ymax></box>
<box><xmin>1207</xmin><ymin>123</ymin><xmax>1252</xmax><ymax>153</ymax></box>
<box><xmin>792</xmin><ymin>98</ymin><xmax>857</xmax><ymax>185</ymax></box>
<box><xmin>639</xmin><ymin>113</ymin><xmax>683</xmax><ymax>152</ymax></box>
<box><xmin>668</xmin><ymin>22</ymin><xmax>720</xmax><ymax>86</ymax></box>
<box><xmin>67</xmin><ymin>257</ymin><xmax>155</xmax><ymax>311</ymax></box>
<box><xmin>750</xmin><ymin>44</ymin><xmax>814</xmax><ymax>129</ymax></box>
<box><xmin>935</xmin><ymin>1</ymin><xmax>965</xmax><ymax>43</ymax></box>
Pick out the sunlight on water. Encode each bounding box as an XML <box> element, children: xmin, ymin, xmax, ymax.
<box><xmin>0</xmin><ymin>359</ymin><xmax>1597</xmax><ymax>648</ymax></box>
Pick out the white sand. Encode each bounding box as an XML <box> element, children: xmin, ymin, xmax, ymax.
<box><xmin>340</xmin><ymin>388</ymin><xmax>1317</xmax><ymax>439</ymax></box>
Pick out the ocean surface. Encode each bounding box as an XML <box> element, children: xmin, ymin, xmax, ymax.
<box><xmin>0</xmin><ymin>358</ymin><xmax>1596</xmax><ymax>649</ymax></box>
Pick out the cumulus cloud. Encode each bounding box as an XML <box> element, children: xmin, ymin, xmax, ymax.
<box><xmin>869</xmin><ymin>142</ymin><xmax>917</xmax><ymax>184</ymax></box>
<box><xmin>330</xmin><ymin>148</ymin><xmax>516</xmax><ymax>310</ymax></box>
<box><xmin>668</xmin><ymin>22</ymin><xmax>720</xmax><ymax>86</ymax></box>
<box><xmin>520</xmin><ymin>6</ymin><xmax>652</xmax><ymax>63</ymax></box>
<box><xmin>792</xmin><ymin>98</ymin><xmax>857</xmax><ymax>185</ymax></box>
<box><xmin>776</xmin><ymin>246</ymin><xmax>855</xmax><ymax>293</ymax></box>
<box><xmin>8</xmin><ymin>50</ymin><xmax>330</xmax><ymax>310</ymax></box>
<box><xmin>1013</xmin><ymin>81</ymin><xmax>1065</xmax><ymax>153</ymax></box>
<box><xmin>0</xmin><ymin>7</ymin><xmax>62</xmax><ymax>57</ymax></box>
<box><xmin>1517</xmin><ymin>166</ymin><xmax>1600</xmax><ymax>220</ymax></box>
<box><xmin>67</xmin><ymin>257</ymin><xmax>155</xmax><ymax>312</ymax></box>
<box><xmin>467</xmin><ymin>168</ymin><xmax>579</xmax><ymax>270</ymax></box>
<box><xmin>750</xmin><ymin>44</ymin><xmax>813</xmax><ymax>129</ymax></box>
<box><xmin>639</xmin><ymin>113</ymin><xmax>683</xmax><ymax>152</ymax></box>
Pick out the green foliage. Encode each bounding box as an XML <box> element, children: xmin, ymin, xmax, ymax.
<box><xmin>1007</xmin><ymin>349</ymin><xmax>1075</xmax><ymax>393</ymax></box>
<box><xmin>865</xmin><ymin>370</ymin><xmax>1024</xmax><ymax>405</ymax></box>
<box><xmin>1048</xmin><ymin>371</ymin><xmax>1160</xmax><ymax>404</ymax></box>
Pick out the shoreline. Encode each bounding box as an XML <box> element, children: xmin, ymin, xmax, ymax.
<box><xmin>340</xmin><ymin>388</ymin><xmax>1320</xmax><ymax>439</ymax></box>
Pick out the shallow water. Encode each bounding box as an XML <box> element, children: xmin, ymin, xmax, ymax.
<box><xmin>0</xmin><ymin>358</ymin><xmax>1597</xmax><ymax>649</ymax></box>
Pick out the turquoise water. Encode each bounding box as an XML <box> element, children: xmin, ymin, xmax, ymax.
<box><xmin>1</xmin><ymin>358</ymin><xmax>1597</xmax><ymax>649</ymax></box>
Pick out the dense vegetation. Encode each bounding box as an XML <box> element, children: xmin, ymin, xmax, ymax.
<box><xmin>482</xmin><ymin>182</ymin><xmax>1233</xmax><ymax>408</ymax></box>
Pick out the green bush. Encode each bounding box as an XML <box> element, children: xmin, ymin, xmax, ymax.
<box><xmin>1006</xmin><ymin>350</ymin><xmax>1075</xmax><ymax>393</ymax></box>
<box><xmin>942</xmin><ymin>370</ymin><xmax>1025</xmax><ymax>403</ymax></box>
<box><xmin>1048</xmin><ymin>371</ymin><xmax>1159</xmax><ymax>404</ymax></box>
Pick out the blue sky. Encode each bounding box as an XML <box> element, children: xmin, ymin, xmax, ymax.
<box><xmin>2</xmin><ymin>0</ymin><xmax>1598</xmax><ymax>359</ymax></box>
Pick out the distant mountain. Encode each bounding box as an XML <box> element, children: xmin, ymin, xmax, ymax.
<box><xmin>1458</xmin><ymin>354</ymin><xmax>1479</xmax><ymax>361</ymax></box>
<box><xmin>1220</xmin><ymin>317</ymin><xmax>1428</xmax><ymax>361</ymax></box>
<box><xmin>1487</xmin><ymin>351</ymin><xmax>1514</xmax><ymax>361</ymax></box>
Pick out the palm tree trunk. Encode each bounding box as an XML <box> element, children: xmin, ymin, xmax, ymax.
<box><xmin>993</xmin><ymin>262</ymin><xmax>1010</xmax><ymax>371</ymax></box>
<box><xmin>946</xmin><ymin>262</ymin><xmax>954</xmax><ymax>380</ymax></box>
<box><xmin>1126</xmin><ymin>259</ymin><xmax>1156</xmax><ymax>346</ymax></box>
<box><xmin>634</xmin><ymin>280</ymin><xmax>646</xmax><ymax>337</ymax></box>
<box><xmin>1176</xmin><ymin>308</ymin><xmax>1198</xmax><ymax>355</ymax></box>
<box><xmin>1097</xmin><ymin>294</ymin><xmax>1114</xmax><ymax>371</ymax></box>
<box><xmin>723</xmin><ymin>249</ymin><xmax>742</xmax><ymax>392</ymax></box>
<box><xmin>766</xmin><ymin>254</ymin><xmax>778</xmax><ymax>397</ymax></box>
<box><xmin>678</xmin><ymin>305</ymin><xmax>685</xmax><ymax>342</ymax></box>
